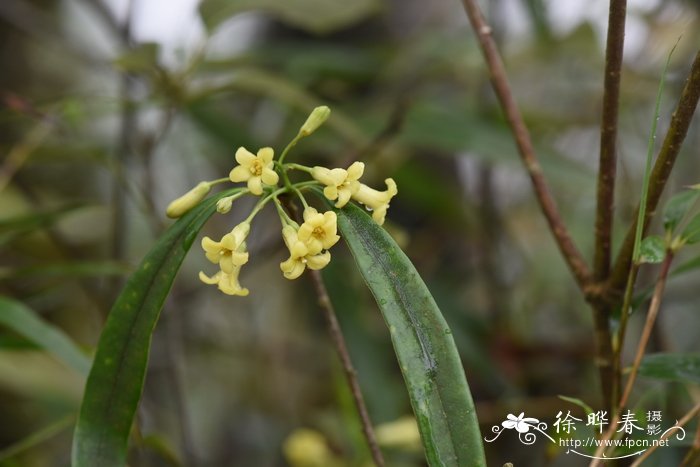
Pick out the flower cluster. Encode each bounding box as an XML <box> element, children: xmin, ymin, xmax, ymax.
<box><xmin>165</xmin><ymin>106</ymin><xmax>398</xmax><ymax>296</ymax></box>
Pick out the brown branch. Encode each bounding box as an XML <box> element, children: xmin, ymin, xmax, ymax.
<box><xmin>594</xmin><ymin>0</ymin><xmax>627</xmax><ymax>282</ymax></box>
<box><xmin>459</xmin><ymin>0</ymin><xmax>592</xmax><ymax>292</ymax></box>
<box><xmin>608</xmin><ymin>50</ymin><xmax>700</xmax><ymax>294</ymax></box>
<box><xmin>308</xmin><ymin>270</ymin><xmax>385</xmax><ymax>467</ymax></box>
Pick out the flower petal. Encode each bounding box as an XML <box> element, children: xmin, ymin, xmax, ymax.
<box><xmin>261</xmin><ymin>168</ymin><xmax>279</xmax><ymax>186</ymax></box>
<box><xmin>335</xmin><ymin>188</ymin><xmax>351</xmax><ymax>208</ymax></box>
<box><xmin>346</xmin><ymin>161</ymin><xmax>365</xmax><ymax>180</ymax></box>
<box><xmin>311</xmin><ymin>166</ymin><xmax>335</xmax><ymax>186</ymax></box>
<box><xmin>306</xmin><ymin>251</ymin><xmax>330</xmax><ymax>270</ymax></box>
<box><xmin>281</xmin><ymin>257</ymin><xmax>305</xmax><ymax>280</ymax></box>
<box><xmin>257</xmin><ymin>147</ymin><xmax>274</xmax><ymax>164</ymax></box>
<box><xmin>247</xmin><ymin>176</ymin><xmax>263</xmax><ymax>196</ymax></box>
<box><xmin>328</xmin><ymin>168</ymin><xmax>347</xmax><ymax>186</ymax></box>
<box><xmin>323</xmin><ymin>186</ymin><xmax>339</xmax><ymax>201</ymax></box>
<box><xmin>235</xmin><ymin>147</ymin><xmax>256</xmax><ymax>166</ymax></box>
<box><xmin>229</xmin><ymin>165</ymin><xmax>250</xmax><ymax>182</ymax></box>
<box><xmin>198</xmin><ymin>270</ymin><xmax>220</xmax><ymax>284</ymax></box>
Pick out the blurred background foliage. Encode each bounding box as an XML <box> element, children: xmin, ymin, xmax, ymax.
<box><xmin>1</xmin><ymin>0</ymin><xmax>700</xmax><ymax>465</ymax></box>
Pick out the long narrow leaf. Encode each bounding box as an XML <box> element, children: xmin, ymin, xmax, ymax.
<box><xmin>335</xmin><ymin>202</ymin><xmax>486</xmax><ymax>467</ymax></box>
<box><xmin>72</xmin><ymin>190</ymin><xmax>232</xmax><ymax>467</ymax></box>
<box><xmin>0</xmin><ymin>297</ymin><xmax>91</xmax><ymax>375</ymax></box>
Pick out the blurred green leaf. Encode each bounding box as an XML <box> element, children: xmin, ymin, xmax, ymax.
<box><xmin>558</xmin><ymin>395</ymin><xmax>593</xmax><ymax>415</ymax></box>
<box><xmin>681</xmin><ymin>213</ymin><xmax>700</xmax><ymax>244</ymax></box>
<box><xmin>72</xmin><ymin>189</ymin><xmax>234</xmax><ymax>467</ymax></box>
<box><xmin>0</xmin><ymin>297</ymin><xmax>91</xmax><ymax>375</ymax></box>
<box><xmin>672</xmin><ymin>253</ymin><xmax>700</xmax><ymax>276</ymax></box>
<box><xmin>113</xmin><ymin>43</ymin><xmax>160</xmax><ymax>72</ymax></box>
<box><xmin>639</xmin><ymin>235</ymin><xmax>666</xmax><ymax>264</ymax></box>
<box><xmin>638</xmin><ymin>353</ymin><xmax>700</xmax><ymax>384</ymax></box>
<box><xmin>0</xmin><ymin>203</ymin><xmax>86</xmax><ymax>246</ymax></box>
<box><xmin>335</xmin><ymin>201</ymin><xmax>486</xmax><ymax>467</ymax></box>
<box><xmin>0</xmin><ymin>414</ymin><xmax>75</xmax><ymax>462</ymax></box>
<box><xmin>400</xmin><ymin>101</ymin><xmax>515</xmax><ymax>162</ymax></box>
<box><xmin>0</xmin><ymin>261</ymin><xmax>130</xmax><ymax>280</ymax></box>
<box><xmin>663</xmin><ymin>190</ymin><xmax>699</xmax><ymax>234</ymax></box>
<box><xmin>199</xmin><ymin>0</ymin><xmax>382</xmax><ymax>34</ymax></box>
<box><xmin>188</xmin><ymin>67</ymin><xmax>367</xmax><ymax>145</ymax></box>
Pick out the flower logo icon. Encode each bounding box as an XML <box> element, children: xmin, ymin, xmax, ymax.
<box><xmin>502</xmin><ymin>413</ymin><xmax>540</xmax><ymax>433</ymax></box>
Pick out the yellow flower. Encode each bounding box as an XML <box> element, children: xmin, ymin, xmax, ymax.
<box><xmin>280</xmin><ymin>225</ymin><xmax>330</xmax><ymax>280</ymax></box>
<box><xmin>229</xmin><ymin>147</ymin><xmax>279</xmax><ymax>195</ymax></box>
<box><xmin>199</xmin><ymin>222</ymin><xmax>250</xmax><ymax>296</ymax></box>
<box><xmin>352</xmin><ymin>178</ymin><xmax>398</xmax><ymax>225</ymax></box>
<box><xmin>201</xmin><ymin>222</ymin><xmax>250</xmax><ymax>273</ymax></box>
<box><xmin>166</xmin><ymin>182</ymin><xmax>210</xmax><ymax>218</ymax></box>
<box><xmin>311</xmin><ymin>162</ymin><xmax>364</xmax><ymax>208</ymax></box>
<box><xmin>297</xmin><ymin>207</ymin><xmax>340</xmax><ymax>255</ymax></box>
<box><xmin>198</xmin><ymin>269</ymin><xmax>249</xmax><ymax>296</ymax></box>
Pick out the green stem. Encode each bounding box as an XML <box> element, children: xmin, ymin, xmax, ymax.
<box><xmin>277</xmin><ymin>134</ymin><xmax>303</xmax><ymax>165</ymax></box>
<box><xmin>245</xmin><ymin>187</ymin><xmax>287</xmax><ymax>223</ymax></box>
<box><xmin>294</xmin><ymin>188</ymin><xmax>310</xmax><ymax>210</ymax></box>
<box><xmin>286</xmin><ymin>163</ymin><xmax>314</xmax><ymax>173</ymax></box>
<box><xmin>273</xmin><ymin>196</ymin><xmax>295</xmax><ymax>226</ymax></box>
<box><xmin>207</xmin><ymin>177</ymin><xmax>230</xmax><ymax>187</ymax></box>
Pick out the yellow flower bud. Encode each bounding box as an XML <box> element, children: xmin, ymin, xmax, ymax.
<box><xmin>216</xmin><ymin>195</ymin><xmax>234</xmax><ymax>214</ymax></box>
<box><xmin>299</xmin><ymin>106</ymin><xmax>331</xmax><ymax>137</ymax></box>
<box><xmin>166</xmin><ymin>182</ymin><xmax>211</xmax><ymax>218</ymax></box>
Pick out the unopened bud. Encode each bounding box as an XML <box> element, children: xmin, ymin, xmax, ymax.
<box><xmin>216</xmin><ymin>195</ymin><xmax>235</xmax><ymax>214</ymax></box>
<box><xmin>166</xmin><ymin>182</ymin><xmax>210</xmax><ymax>218</ymax></box>
<box><xmin>299</xmin><ymin>106</ymin><xmax>330</xmax><ymax>137</ymax></box>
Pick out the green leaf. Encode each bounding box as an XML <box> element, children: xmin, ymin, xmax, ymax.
<box><xmin>558</xmin><ymin>395</ymin><xmax>593</xmax><ymax>415</ymax></box>
<box><xmin>334</xmin><ymin>201</ymin><xmax>486</xmax><ymax>467</ymax></box>
<box><xmin>662</xmin><ymin>190</ymin><xmax>699</xmax><ymax>233</ymax></box>
<box><xmin>638</xmin><ymin>353</ymin><xmax>700</xmax><ymax>384</ymax></box>
<box><xmin>0</xmin><ymin>297</ymin><xmax>91</xmax><ymax>376</ymax></box>
<box><xmin>681</xmin><ymin>212</ymin><xmax>700</xmax><ymax>244</ymax></box>
<box><xmin>672</xmin><ymin>253</ymin><xmax>700</xmax><ymax>276</ymax></box>
<box><xmin>199</xmin><ymin>0</ymin><xmax>382</xmax><ymax>34</ymax></box>
<box><xmin>72</xmin><ymin>190</ymin><xmax>232</xmax><ymax>467</ymax></box>
<box><xmin>638</xmin><ymin>235</ymin><xmax>666</xmax><ymax>264</ymax></box>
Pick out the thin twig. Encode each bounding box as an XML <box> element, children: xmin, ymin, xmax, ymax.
<box><xmin>308</xmin><ymin>269</ymin><xmax>386</xmax><ymax>467</ymax></box>
<box><xmin>631</xmin><ymin>401</ymin><xmax>700</xmax><ymax>467</ymax></box>
<box><xmin>619</xmin><ymin>252</ymin><xmax>673</xmax><ymax>409</ymax></box>
<box><xmin>608</xmin><ymin>50</ymin><xmax>700</xmax><ymax>294</ymax></box>
<box><xmin>459</xmin><ymin>0</ymin><xmax>592</xmax><ymax>292</ymax></box>
<box><xmin>680</xmin><ymin>415</ymin><xmax>700</xmax><ymax>466</ymax></box>
<box><xmin>590</xmin><ymin>251</ymin><xmax>674</xmax><ymax>465</ymax></box>
<box><xmin>594</xmin><ymin>0</ymin><xmax>627</xmax><ymax>282</ymax></box>
<box><xmin>611</xmin><ymin>264</ymin><xmax>639</xmax><ymax>405</ymax></box>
